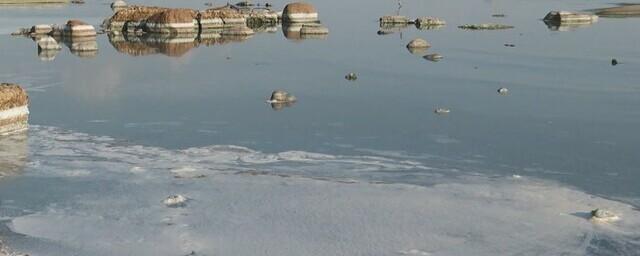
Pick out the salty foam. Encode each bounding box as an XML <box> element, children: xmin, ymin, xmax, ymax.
<box><xmin>0</xmin><ymin>126</ymin><xmax>639</xmax><ymax>256</ymax></box>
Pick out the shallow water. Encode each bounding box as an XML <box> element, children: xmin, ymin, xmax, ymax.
<box><xmin>1</xmin><ymin>0</ymin><xmax>640</xmax><ymax>254</ymax></box>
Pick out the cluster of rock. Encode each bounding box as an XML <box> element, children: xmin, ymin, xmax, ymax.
<box><xmin>542</xmin><ymin>11</ymin><xmax>598</xmax><ymax>31</ymax></box>
<box><xmin>379</xmin><ymin>15</ymin><xmax>445</xmax><ymax>33</ymax></box>
<box><xmin>0</xmin><ymin>84</ymin><xmax>29</xmax><ymax>135</ymax></box>
<box><xmin>14</xmin><ymin>20</ymin><xmax>99</xmax><ymax>60</ymax></box>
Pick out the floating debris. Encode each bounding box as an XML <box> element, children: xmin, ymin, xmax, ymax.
<box><xmin>0</xmin><ymin>83</ymin><xmax>29</xmax><ymax>135</ymax></box>
<box><xmin>163</xmin><ymin>195</ymin><xmax>188</xmax><ymax>207</ymax></box>
<box><xmin>592</xmin><ymin>4</ymin><xmax>640</xmax><ymax>18</ymax></box>
<box><xmin>345</xmin><ymin>72</ymin><xmax>357</xmax><ymax>81</ymax></box>
<box><xmin>434</xmin><ymin>108</ymin><xmax>450</xmax><ymax>115</ymax></box>
<box><xmin>611</xmin><ymin>59</ymin><xmax>618</xmax><ymax>66</ymax></box>
<box><xmin>590</xmin><ymin>208</ymin><xmax>620</xmax><ymax>222</ymax></box>
<box><xmin>423</xmin><ymin>54</ymin><xmax>443</xmax><ymax>62</ymax></box>
<box><xmin>282</xmin><ymin>2</ymin><xmax>319</xmax><ymax>23</ymax></box>
<box><xmin>458</xmin><ymin>23</ymin><xmax>514</xmax><ymax>30</ymax></box>
<box><xmin>497</xmin><ymin>87</ymin><xmax>509</xmax><ymax>95</ymax></box>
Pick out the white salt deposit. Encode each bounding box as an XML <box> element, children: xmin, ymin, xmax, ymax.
<box><xmin>1</xmin><ymin>126</ymin><xmax>639</xmax><ymax>256</ymax></box>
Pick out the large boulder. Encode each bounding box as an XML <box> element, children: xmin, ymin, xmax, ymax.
<box><xmin>282</xmin><ymin>2</ymin><xmax>319</xmax><ymax>23</ymax></box>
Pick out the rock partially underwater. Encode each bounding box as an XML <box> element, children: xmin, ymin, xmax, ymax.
<box><xmin>282</xmin><ymin>2</ymin><xmax>318</xmax><ymax>23</ymax></box>
<box><xmin>542</xmin><ymin>11</ymin><xmax>598</xmax><ymax>31</ymax></box>
<box><xmin>268</xmin><ymin>90</ymin><xmax>296</xmax><ymax>110</ymax></box>
<box><xmin>0</xmin><ymin>84</ymin><xmax>29</xmax><ymax>135</ymax></box>
<box><xmin>458</xmin><ymin>23</ymin><xmax>514</xmax><ymax>30</ymax></box>
<box><xmin>592</xmin><ymin>4</ymin><xmax>640</xmax><ymax>18</ymax></box>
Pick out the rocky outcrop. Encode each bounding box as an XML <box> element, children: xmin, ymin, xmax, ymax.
<box><xmin>282</xmin><ymin>2</ymin><xmax>318</xmax><ymax>23</ymax></box>
<box><xmin>0</xmin><ymin>83</ymin><xmax>29</xmax><ymax>135</ymax></box>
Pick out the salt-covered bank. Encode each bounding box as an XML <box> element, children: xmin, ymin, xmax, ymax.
<box><xmin>0</xmin><ymin>126</ymin><xmax>638</xmax><ymax>255</ymax></box>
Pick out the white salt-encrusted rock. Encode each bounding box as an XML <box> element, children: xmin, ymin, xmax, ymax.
<box><xmin>591</xmin><ymin>208</ymin><xmax>619</xmax><ymax>222</ymax></box>
<box><xmin>283</xmin><ymin>2</ymin><xmax>319</xmax><ymax>23</ymax></box>
<box><xmin>163</xmin><ymin>195</ymin><xmax>188</xmax><ymax>207</ymax></box>
<box><xmin>0</xmin><ymin>83</ymin><xmax>29</xmax><ymax>135</ymax></box>
<box><xmin>31</xmin><ymin>24</ymin><xmax>53</xmax><ymax>35</ymax></box>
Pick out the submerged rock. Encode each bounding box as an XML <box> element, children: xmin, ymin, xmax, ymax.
<box><xmin>163</xmin><ymin>195</ymin><xmax>188</xmax><ymax>207</ymax></box>
<box><xmin>590</xmin><ymin>208</ymin><xmax>619</xmax><ymax>222</ymax></box>
<box><xmin>0</xmin><ymin>83</ymin><xmax>29</xmax><ymax>135</ymax></box>
<box><xmin>423</xmin><ymin>54</ymin><xmax>443</xmax><ymax>62</ymax></box>
<box><xmin>283</xmin><ymin>2</ymin><xmax>319</xmax><ymax>23</ymax></box>
<box><xmin>458</xmin><ymin>23</ymin><xmax>514</xmax><ymax>30</ymax></box>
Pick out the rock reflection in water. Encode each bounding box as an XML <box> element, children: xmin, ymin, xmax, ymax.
<box><xmin>543</xmin><ymin>20</ymin><xmax>596</xmax><ymax>32</ymax></box>
<box><xmin>282</xmin><ymin>23</ymin><xmax>327</xmax><ymax>41</ymax></box>
<box><xmin>0</xmin><ymin>132</ymin><xmax>28</xmax><ymax>179</ymax></box>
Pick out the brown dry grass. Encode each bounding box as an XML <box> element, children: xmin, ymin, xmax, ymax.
<box><xmin>147</xmin><ymin>8</ymin><xmax>197</xmax><ymax>23</ymax></box>
<box><xmin>0</xmin><ymin>83</ymin><xmax>28</xmax><ymax>111</ymax></box>
<box><xmin>109</xmin><ymin>6</ymin><xmax>169</xmax><ymax>22</ymax></box>
<box><xmin>283</xmin><ymin>2</ymin><xmax>316</xmax><ymax>14</ymax></box>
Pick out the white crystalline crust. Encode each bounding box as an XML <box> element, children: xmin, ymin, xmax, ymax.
<box><xmin>2</xmin><ymin>126</ymin><xmax>640</xmax><ymax>256</ymax></box>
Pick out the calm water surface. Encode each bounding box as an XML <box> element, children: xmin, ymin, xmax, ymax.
<box><xmin>1</xmin><ymin>0</ymin><xmax>639</xmax><ymax>201</ymax></box>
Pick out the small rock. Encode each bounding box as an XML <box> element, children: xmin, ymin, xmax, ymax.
<box><xmin>265</xmin><ymin>3</ymin><xmax>272</xmax><ymax>7</ymax></box>
<box><xmin>163</xmin><ymin>195</ymin><xmax>188</xmax><ymax>207</ymax></box>
<box><xmin>345</xmin><ymin>72</ymin><xmax>357</xmax><ymax>81</ymax></box>
<box><xmin>590</xmin><ymin>208</ymin><xmax>619</xmax><ymax>222</ymax></box>
<box><xmin>204</xmin><ymin>2</ymin><xmax>213</xmax><ymax>6</ymax></box>
<box><xmin>31</xmin><ymin>24</ymin><xmax>53</xmax><ymax>34</ymax></box>
<box><xmin>434</xmin><ymin>108</ymin><xmax>450</xmax><ymax>115</ymax></box>
<box><xmin>269</xmin><ymin>90</ymin><xmax>296</xmax><ymax>103</ymax></box>
<box><xmin>71</xmin><ymin>0</ymin><xmax>84</xmax><ymax>4</ymax></box>
<box><xmin>611</xmin><ymin>59</ymin><xmax>618</xmax><ymax>66</ymax></box>
<box><xmin>235</xmin><ymin>0</ymin><xmax>253</xmax><ymax>7</ymax></box>
<box><xmin>504</xmin><ymin>43</ymin><xmax>515</xmax><ymax>47</ymax></box>
<box><xmin>111</xmin><ymin>0</ymin><xmax>127</xmax><ymax>11</ymax></box>
<box><xmin>497</xmin><ymin>87</ymin><xmax>508</xmax><ymax>95</ymax></box>
<box><xmin>406</xmin><ymin>38</ymin><xmax>430</xmax><ymax>49</ymax></box>
<box><xmin>423</xmin><ymin>54</ymin><xmax>443</xmax><ymax>62</ymax></box>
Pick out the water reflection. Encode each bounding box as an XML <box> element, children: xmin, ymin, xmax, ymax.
<box><xmin>0</xmin><ymin>132</ymin><xmax>28</xmax><ymax>179</ymax></box>
<box><xmin>282</xmin><ymin>22</ymin><xmax>328</xmax><ymax>41</ymax></box>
